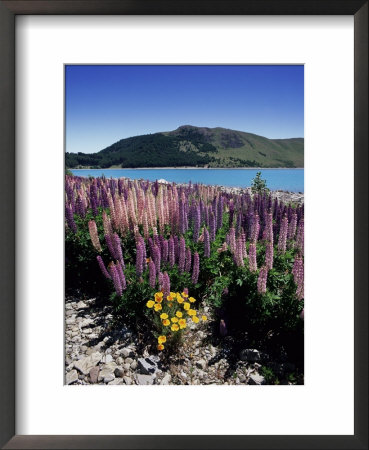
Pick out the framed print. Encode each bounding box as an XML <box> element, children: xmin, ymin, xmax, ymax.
<box><xmin>0</xmin><ymin>1</ymin><xmax>367</xmax><ymax>449</ymax></box>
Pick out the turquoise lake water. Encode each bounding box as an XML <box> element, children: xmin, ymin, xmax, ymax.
<box><xmin>70</xmin><ymin>168</ymin><xmax>304</xmax><ymax>193</ymax></box>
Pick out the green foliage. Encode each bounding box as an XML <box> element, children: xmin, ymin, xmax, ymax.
<box><xmin>65</xmin><ymin>125</ymin><xmax>304</xmax><ymax>169</ymax></box>
<box><xmin>251</xmin><ymin>171</ymin><xmax>269</xmax><ymax>194</ymax></box>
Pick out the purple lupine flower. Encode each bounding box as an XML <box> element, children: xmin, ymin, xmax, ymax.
<box><xmin>228</xmin><ymin>227</ymin><xmax>236</xmax><ymax>254</ymax></box>
<box><xmin>96</xmin><ymin>255</ymin><xmax>111</xmax><ymax>279</ymax></box>
<box><xmin>265</xmin><ymin>212</ymin><xmax>273</xmax><ymax>243</ymax></box>
<box><xmin>235</xmin><ymin>237</ymin><xmax>245</xmax><ymax>267</ymax></box>
<box><xmin>153</xmin><ymin>244</ymin><xmax>161</xmax><ymax>275</ymax></box>
<box><xmin>116</xmin><ymin>261</ymin><xmax>127</xmax><ymax>290</ymax></box>
<box><xmin>185</xmin><ymin>248</ymin><xmax>192</xmax><ymax>272</ymax></box>
<box><xmin>265</xmin><ymin>241</ymin><xmax>274</xmax><ymax>270</ymax></box>
<box><xmin>296</xmin><ymin>219</ymin><xmax>304</xmax><ymax>254</ymax></box>
<box><xmin>192</xmin><ymin>252</ymin><xmax>200</xmax><ymax>284</ymax></box>
<box><xmin>204</xmin><ymin>227</ymin><xmax>210</xmax><ymax>258</ymax></box>
<box><xmin>105</xmin><ymin>233</ymin><xmax>117</xmax><ymax>260</ymax></box>
<box><xmin>136</xmin><ymin>241</ymin><xmax>144</xmax><ymax>277</ymax></box>
<box><xmin>162</xmin><ymin>272</ymin><xmax>170</xmax><ymax>299</ymax></box>
<box><xmin>149</xmin><ymin>260</ymin><xmax>156</xmax><ymax>288</ymax></box>
<box><xmin>168</xmin><ymin>236</ymin><xmax>175</xmax><ymax>267</ymax></box>
<box><xmin>173</xmin><ymin>235</ymin><xmax>179</xmax><ymax>261</ymax></box>
<box><xmin>209</xmin><ymin>212</ymin><xmax>216</xmax><ymax>241</ymax></box>
<box><xmin>217</xmin><ymin>196</ymin><xmax>223</xmax><ymax>230</ymax></box>
<box><xmin>76</xmin><ymin>195</ymin><xmax>85</xmax><ymax>218</ymax></box>
<box><xmin>257</xmin><ymin>266</ymin><xmax>268</xmax><ymax>294</ymax></box>
<box><xmin>158</xmin><ymin>272</ymin><xmax>164</xmax><ymax>290</ymax></box>
<box><xmin>140</xmin><ymin>237</ymin><xmax>147</xmax><ymax>270</ymax></box>
<box><xmin>288</xmin><ymin>212</ymin><xmax>298</xmax><ymax>240</ymax></box>
<box><xmin>65</xmin><ymin>204</ymin><xmax>77</xmax><ymax>233</ymax></box>
<box><xmin>90</xmin><ymin>183</ymin><xmax>98</xmax><ymax>216</ymax></box>
<box><xmin>193</xmin><ymin>203</ymin><xmax>201</xmax><ymax>242</ymax></box>
<box><xmin>109</xmin><ymin>263</ymin><xmax>122</xmax><ymax>297</ymax></box>
<box><xmin>235</xmin><ymin>212</ymin><xmax>242</xmax><ymax>237</ymax></box>
<box><xmin>250</xmin><ymin>214</ymin><xmax>260</xmax><ymax>243</ymax></box>
<box><xmin>162</xmin><ymin>239</ymin><xmax>168</xmax><ymax>263</ymax></box>
<box><xmin>248</xmin><ymin>243</ymin><xmax>257</xmax><ymax>272</ymax></box>
<box><xmin>292</xmin><ymin>254</ymin><xmax>304</xmax><ymax>300</ymax></box>
<box><xmin>278</xmin><ymin>215</ymin><xmax>289</xmax><ymax>253</ymax></box>
<box><xmin>178</xmin><ymin>237</ymin><xmax>186</xmax><ymax>273</ymax></box>
<box><xmin>229</xmin><ymin>200</ymin><xmax>235</xmax><ymax>227</ymax></box>
<box><xmin>113</xmin><ymin>233</ymin><xmax>125</xmax><ymax>268</ymax></box>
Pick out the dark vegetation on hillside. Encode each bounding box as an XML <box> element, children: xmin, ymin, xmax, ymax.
<box><xmin>65</xmin><ymin>125</ymin><xmax>304</xmax><ymax>169</ymax></box>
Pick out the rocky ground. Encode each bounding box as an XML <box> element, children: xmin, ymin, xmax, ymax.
<box><xmin>65</xmin><ymin>295</ymin><xmax>300</xmax><ymax>386</ymax></box>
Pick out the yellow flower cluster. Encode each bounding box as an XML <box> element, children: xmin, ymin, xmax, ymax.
<box><xmin>146</xmin><ymin>290</ymin><xmax>208</xmax><ymax>351</ymax></box>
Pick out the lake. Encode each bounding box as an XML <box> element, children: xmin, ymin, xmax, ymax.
<box><xmin>70</xmin><ymin>168</ymin><xmax>304</xmax><ymax>192</ymax></box>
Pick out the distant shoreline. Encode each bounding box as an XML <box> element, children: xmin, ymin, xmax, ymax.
<box><xmin>70</xmin><ymin>167</ymin><xmax>304</xmax><ymax>170</ymax></box>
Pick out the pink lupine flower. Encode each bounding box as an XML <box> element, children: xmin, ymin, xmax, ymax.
<box><xmin>288</xmin><ymin>212</ymin><xmax>298</xmax><ymax>240</ymax></box>
<box><xmin>109</xmin><ymin>263</ymin><xmax>122</xmax><ymax>297</ymax></box>
<box><xmin>257</xmin><ymin>266</ymin><xmax>268</xmax><ymax>294</ymax></box>
<box><xmin>265</xmin><ymin>241</ymin><xmax>274</xmax><ymax>270</ymax></box>
<box><xmin>277</xmin><ymin>215</ymin><xmax>288</xmax><ymax>253</ymax></box>
<box><xmin>178</xmin><ymin>237</ymin><xmax>186</xmax><ymax>273</ymax></box>
<box><xmin>248</xmin><ymin>243</ymin><xmax>257</xmax><ymax>272</ymax></box>
<box><xmin>162</xmin><ymin>272</ymin><xmax>170</xmax><ymax>299</ymax></box>
<box><xmin>204</xmin><ymin>227</ymin><xmax>210</xmax><ymax>258</ymax></box>
<box><xmin>292</xmin><ymin>254</ymin><xmax>304</xmax><ymax>300</ymax></box>
<box><xmin>88</xmin><ymin>220</ymin><xmax>102</xmax><ymax>252</ymax></box>
<box><xmin>168</xmin><ymin>236</ymin><xmax>175</xmax><ymax>267</ymax></box>
<box><xmin>296</xmin><ymin>219</ymin><xmax>304</xmax><ymax>254</ymax></box>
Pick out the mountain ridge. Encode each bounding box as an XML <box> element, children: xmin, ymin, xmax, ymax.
<box><xmin>65</xmin><ymin>125</ymin><xmax>304</xmax><ymax>169</ymax></box>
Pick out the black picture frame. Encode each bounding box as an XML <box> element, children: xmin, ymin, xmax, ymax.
<box><xmin>0</xmin><ymin>1</ymin><xmax>367</xmax><ymax>449</ymax></box>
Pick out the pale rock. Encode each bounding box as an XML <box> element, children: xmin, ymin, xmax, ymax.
<box><xmin>125</xmin><ymin>357</ymin><xmax>133</xmax><ymax>365</ymax></box>
<box><xmin>116</xmin><ymin>357</ymin><xmax>124</xmax><ymax>365</ymax></box>
<box><xmin>249</xmin><ymin>374</ymin><xmax>266</xmax><ymax>385</ymax></box>
<box><xmin>77</xmin><ymin>301</ymin><xmax>88</xmax><ymax>310</ymax></box>
<box><xmin>160</xmin><ymin>373</ymin><xmax>171</xmax><ymax>385</ymax></box>
<box><xmin>121</xmin><ymin>347</ymin><xmax>134</xmax><ymax>358</ymax></box>
<box><xmin>135</xmin><ymin>374</ymin><xmax>155</xmax><ymax>385</ymax></box>
<box><xmin>123</xmin><ymin>376</ymin><xmax>133</xmax><ymax>385</ymax></box>
<box><xmin>239</xmin><ymin>349</ymin><xmax>261</xmax><ymax>362</ymax></box>
<box><xmin>114</xmin><ymin>367</ymin><xmax>125</xmax><ymax>378</ymax></box>
<box><xmin>74</xmin><ymin>352</ymin><xmax>102</xmax><ymax>375</ymax></box>
<box><xmin>196</xmin><ymin>359</ymin><xmax>207</xmax><ymax>370</ymax></box>
<box><xmin>108</xmin><ymin>378</ymin><xmax>123</xmax><ymax>385</ymax></box>
<box><xmin>80</xmin><ymin>318</ymin><xmax>94</xmax><ymax>328</ymax></box>
<box><xmin>98</xmin><ymin>362</ymin><xmax>118</xmax><ymax>383</ymax></box>
<box><xmin>123</xmin><ymin>363</ymin><xmax>131</xmax><ymax>371</ymax></box>
<box><xmin>66</xmin><ymin>370</ymin><xmax>78</xmax><ymax>385</ymax></box>
<box><xmin>89</xmin><ymin>366</ymin><xmax>100</xmax><ymax>383</ymax></box>
<box><xmin>138</xmin><ymin>357</ymin><xmax>157</xmax><ymax>375</ymax></box>
<box><xmin>103</xmin><ymin>354</ymin><xmax>114</xmax><ymax>364</ymax></box>
<box><xmin>130</xmin><ymin>360</ymin><xmax>138</xmax><ymax>370</ymax></box>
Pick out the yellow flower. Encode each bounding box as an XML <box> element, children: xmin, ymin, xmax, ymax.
<box><xmin>157</xmin><ymin>344</ymin><xmax>164</xmax><ymax>351</ymax></box>
<box><xmin>171</xmin><ymin>323</ymin><xmax>179</xmax><ymax>332</ymax></box>
<box><xmin>192</xmin><ymin>316</ymin><xmax>200</xmax><ymax>323</ymax></box>
<box><xmin>189</xmin><ymin>297</ymin><xmax>196</xmax><ymax>303</ymax></box>
<box><xmin>176</xmin><ymin>294</ymin><xmax>184</xmax><ymax>304</ymax></box>
<box><xmin>170</xmin><ymin>292</ymin><xmax>176</xmax><ymax>297</ymax></box>
<box><xmin>146</xmin><ymin>300</ymin><xmax>155</xmax><ymax>308</ymax></box>
<box><xmin>158</xmin><ymin>335</ymin><xmax>167</xmax><ymax>344</ymax></box>
<box><xmin>183</xmin><ymin>302</ymin><xmax>190</xmax><ymax>310</ymax></box>
<box><xmin>202</xmin><ymin>315</ymin><xmax>207</xmax><ymax>321</ymax></box>
<box><xmin>154</xmin><ymin>303</ymin><xmax>162</xmax><ymax>312</ymax></box>
<box><xmin>160</xmin><ymin>313</ymin><xmax>168</xmax><ymax>320</ymax></box>
<box><xmin>155</xmin><ymin>292</ymin><xmax>163</xmax><ymax>303</ymax></box>
<box><xmin>178</xmin><ymin>318</ymin><xmax>186</xmax><ymax>329</ymax></box>
<box><xmin>171</xmin><ymin>317</ymin><xmax>178</xmax><ymax>323</ymax></box>
<box><xmin>176</xmin><ymin>311</ymin><xmax>183</xmax><ymax>318</ymax></box>
<box><xmin>187</xmin><ymin>309</ymin><xmax>196</xmax><ymax>316</ymax></box>
<box><xmin>181</xmin><ymin>291</ymin><xmax>189</xmax><ymax>298</ymax></box>
<box><xmin>168</xmin><ymin>302</ymin><xmax>173</xmax><ymax>308</ymax></box>
<box><xmin>162</xmin><ymin>319</ymin><xmax>170</xmax><ymax>326</ymax></box>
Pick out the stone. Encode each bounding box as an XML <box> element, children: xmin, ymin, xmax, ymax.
<box><xmin>160</xmin><ymin>373</ymin><xmax>171</xmax><ymax>385</ymax></box>
<box><xmin>135</xmin><ymin>374</ymin><xmax>155</xmax><ymax>385</ymax></box>
<box><xmin>80</xmin><ymin>318</ymin><xmax>94</xmax><ymax>328</ymax></box>
<box><xmin>98</xmin><ymin>362</ymin><xmax>118</xmax><ymax>383</ymax></box>
<box><xmin>104</xmin><ymin>354</ymin><xmax>114</xmax><ymax>364</ymax></box>
<box><xmin>130</xmin><ymin>360</ymin><xmax>138</xmax><ymax>370</ymax></box>
<box><xmin>114</xmin><ymin>367</ymin><xmax>125</xmax><ymax>378</ymax></box>
<box><xmin>115</xmin><ymin>357</ymin><xmax>124</xmax><ymax>365</ymax></box>
<box><xmin>125</xmin><ymin>357</ymin><xmax>133</xmax><ymax>364</ymax></box>
<box><xmin>123</xmin><ymin>376</ymin><xmax>133</xmax><ymax>385</ymax></box>
<box><xmin>66</xmin><ymin>370</ymin><xmax>78</xmax><ymax>385</ymax></box>
<box><xmin>123</xmin><ymin>363</ymin><xmax>131</xmax><ymax>371</ymax></box>
<box><xmin>239</xmin><ymin>349</ymin><xmax>261</xmax><ymax>362</ymax></box>
<box><xmin>74</xmin><ymin>352</ymin><xmax>102</xmax><ymax>375</ymax></box>
<box><xmin>249</xmin><ymin>374</ymin><xmax>266</xmax><ymax>385</ymax></box>
<box><xmin>138</xmin><ymin>357</ymin><xmax>157</xmax><ymax>375</ymax></box>
<box><xmin>89</xmin><ymin>366</ymin><xmax>100</xmax><ymax>383</ymax></box>
<box><xmin>66</xmin><ymin>317</ymin><xmax>76</xmax><ymax>325</ymax></box>
<box><xmin>121</xmin><ymin>347</ymin><xmax>134</xmax><ymax>358</ymax></box>
<box><xmin>108</xmin><ymin>378</ymin><xmax>123</xmax><ymax>385</ymax></box>
<box><xmin>77</xmin><ymin>301</ymin><xmax>88</xmax><ymax>310</ymax></box>
<box><xmin>196</xmin><ymin>359</ymin><xmax>207</xmax><ymax>370</ymax></box>
<box><xmin>83</xmin><ymin>328</ymin><xmax>92</xmax><ymax>334</ymax></box>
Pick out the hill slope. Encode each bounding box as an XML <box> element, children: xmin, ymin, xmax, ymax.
<box><xmin>65</xmin><ymin>125</ymin><xmax>304</xmax><ymax>169</ymax></box>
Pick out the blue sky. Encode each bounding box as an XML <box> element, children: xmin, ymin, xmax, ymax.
<box><xmin>65</xmin><ymin>65</ymin><xmax>304</xmax><ymax>154</ymax></box>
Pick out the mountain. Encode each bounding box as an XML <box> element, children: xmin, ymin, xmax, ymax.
<box><xmin>65</xmin><ymin>125</ymin><xmax>304</xmax><ymax>169</ymax></box>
